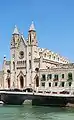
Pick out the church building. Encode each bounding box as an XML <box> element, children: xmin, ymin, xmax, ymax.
<box><xmin>0</xmin><ymin>22</ymin><xmax>70</xmax><ymax>90</ymax></box>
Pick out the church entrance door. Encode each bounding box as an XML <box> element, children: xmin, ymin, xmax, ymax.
<box><xmin>36</xmin><ymin>76</ymin><xmax>39</xmax><ymax>87</ymax></box>
<box><xmin>7</xmin><ymin>78</ymin><xmax>10</xmax><ymax>88</ymax></box>
<box><xmin>20</xmin><ymin>76</ymin><xmax>24</xmax><ymax>88</ymax></box>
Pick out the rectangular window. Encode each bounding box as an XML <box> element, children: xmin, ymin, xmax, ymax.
<box><xmin>41</xmin><ymin>82</ymin><xmax>45</xmax><ymax>87</ymax></box>
<box><xmin>69</xmin><ymin>82</ymin><xmax>72</xmax><ymax>86</ymax></box>
<box><xmin>61</xmin><ymin>82</ymin><xmax>64</xmax><ymax>87</ymax></box>
<box><xmin>54</xmin><ymin>74</ymin><xmax>58</xmax><ymax>81</ymax></box>
<box><xmin>49</xmin><ymin>83</ymin><xmax>51</xmax><ymax>87</ymax></box>
<box><xmin>55</xmin><ymin>82</ymin><xmax>58</xmax><ymax>86</ymax></box>
<box><xmin>41</xmin><ymin>74</ymin><xmax>46</xmax><ymax>81</ymax></box>
<box><xmin>62</xmin><ymin>74</ymin><xmax>64</xmax><ymax>79</ymax></box>
<box><xmin>29</xmin><ymin>60</ymin><xmax>31</xmax><ymax>69</ymax></box>
<box><xmin>68</xmin><ymin>73</ymin><xmax>72</xmax><ymax>80</ymax></box>
<box><xmin>47</xmin><ymin>74</ymin><xmax>52</xmax><ymax>80</ymax></box>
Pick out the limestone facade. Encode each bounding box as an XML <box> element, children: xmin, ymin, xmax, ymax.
<box><xmin>0</xmin><ymin>22</ymin><xmax>70</xmax><ymax>89</ymax></box>
<box><xmin>39</xmin><ymin>63</ymin><xmax>74</xmax><ymax>92</ymax></box>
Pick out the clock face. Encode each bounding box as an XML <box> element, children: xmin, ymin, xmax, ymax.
<box><xmin>19</xmin><ymin>51</ymin><xmax>24</xmax><ymax>59</ymax></box>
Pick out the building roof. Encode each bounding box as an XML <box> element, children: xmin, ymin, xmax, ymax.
<box><xmin>12</xmin><ymin>25</ymin><xmax>19</xmax><ymax>35</ymax></box>
<box><xmin>29</xmin><ymin>21</ymin><xmax>36</xmax><ymax>31</ymax></box>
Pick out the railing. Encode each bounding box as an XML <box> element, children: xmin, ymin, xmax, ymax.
<box><xmin>41</xmin><ymin>78</ymin><xmax>46</xmax><ymax>81</ymax></box>
<box><xmin>67</xmin><ymin>79</ymin><xmax>73</xmax><ymax>81</ymax></box>
<box><xmin>53</xmin><ymin>78</ymin><xmax>58</xmax><ymax>81</ymax></box>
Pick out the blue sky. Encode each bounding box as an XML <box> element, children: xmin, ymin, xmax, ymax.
<box><xmin>0</xmin><ymin>0</ymin><xmax>74</xmax><ymax>68</ymax></box>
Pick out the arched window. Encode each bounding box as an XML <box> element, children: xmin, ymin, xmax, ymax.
<box><xmin>13</xmin><ymin>61</ymin><xmax>15</xmax><ymax>70</ymax></box>
<box><xmin>44</xmin><ymin>53</ymin><xmax>46</xmax><ymax>57</ymax></box>
<box><xmin>58</xmin><ymin>57</ymin><xmax>59</xmax><ymax>61</ymax></box>
<box><xmin>29</xmin><ymin>60</ymin><xmax>31</xmax><ymax>69</ymax></box>
<box><xmin>49</xmin><ymin>55</ymin><xmax>51</xmax><ymax>59</ymax></box>
<box><xmin>53</xmin><ymin>56</ymin><xmax>55</xmax><ymax>60</ymax></box>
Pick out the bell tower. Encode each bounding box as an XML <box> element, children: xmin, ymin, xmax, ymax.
<box><xmin>10</xmin><ymin>25</ymin><xmax>20</xmax><ymax>88</ymax></box>
<box><xmin>28</xmin><ymin>21</ymin><xmax>38</xmax><ymax>46</ymax></box>
<box><xmin>27</xmin><ymin>21</ymin><xmax>39</xmax><ymax>88</ymax></box>
<box><xmin>11</xmin><ymin>25</ymin><xmax>20</xmax><ymax>49</ymax></box>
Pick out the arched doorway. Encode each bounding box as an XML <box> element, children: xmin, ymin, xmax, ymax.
<box><xmin>36</xmin><ymin>75</ymin><xmax>39</xmax><ymax>87</ymax></box>
<box><xmin>7</xmin><ymin>78</ymin><xmax>10</xmax><ymax>88</ymax></box>
<box><xmin>20</xmin><ymin>76</ymin><xmax>24</xmax><ymax>88</ymax></box>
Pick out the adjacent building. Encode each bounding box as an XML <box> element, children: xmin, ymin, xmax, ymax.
<box><xmin>39</xmin><ymin>63</ymin><xmax>74</xmax><ymax>92</ymax></box>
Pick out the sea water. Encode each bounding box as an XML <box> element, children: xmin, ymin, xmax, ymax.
<box><xmin>0</xmin><ymin>105</ymin><xmax>74</xmax><ymax>120</ymax></box>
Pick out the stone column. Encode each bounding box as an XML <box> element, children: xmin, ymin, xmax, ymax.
<box><xmin>26</xmin><ymin>46</ymin><xmax>30</xmax><ymax>87</ymax></box>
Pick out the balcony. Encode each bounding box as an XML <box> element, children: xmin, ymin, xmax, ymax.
<box><xmin>41</xmin><ymin>77</ymin><xmax>46</xmax><ymax>81</ymax></box>
<box><xmin>53</xmin><ymin>78</ymin><xmax>59</xmax><ymax>81</ymax></box>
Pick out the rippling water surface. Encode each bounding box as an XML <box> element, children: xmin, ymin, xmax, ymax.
<box><xmin>0</xmin><ymin>105</ymin><xmax>74</xmax><ymax>120</ymax></box>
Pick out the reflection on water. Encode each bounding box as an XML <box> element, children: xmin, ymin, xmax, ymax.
<box><xmin>0</xmin><ymin>105</ymin><xmax>74</xmax><ymax>120</ymax></box>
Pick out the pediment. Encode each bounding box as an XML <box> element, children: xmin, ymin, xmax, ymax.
<box><xmin>17</xmin><ymin>71</ymin><xmax>25</xmax><ymax>77</ymax></box>
<box><xmin>18</xmin><ymin>36</ymin><xmax>27</xmax><ymax>48</ymax></box>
